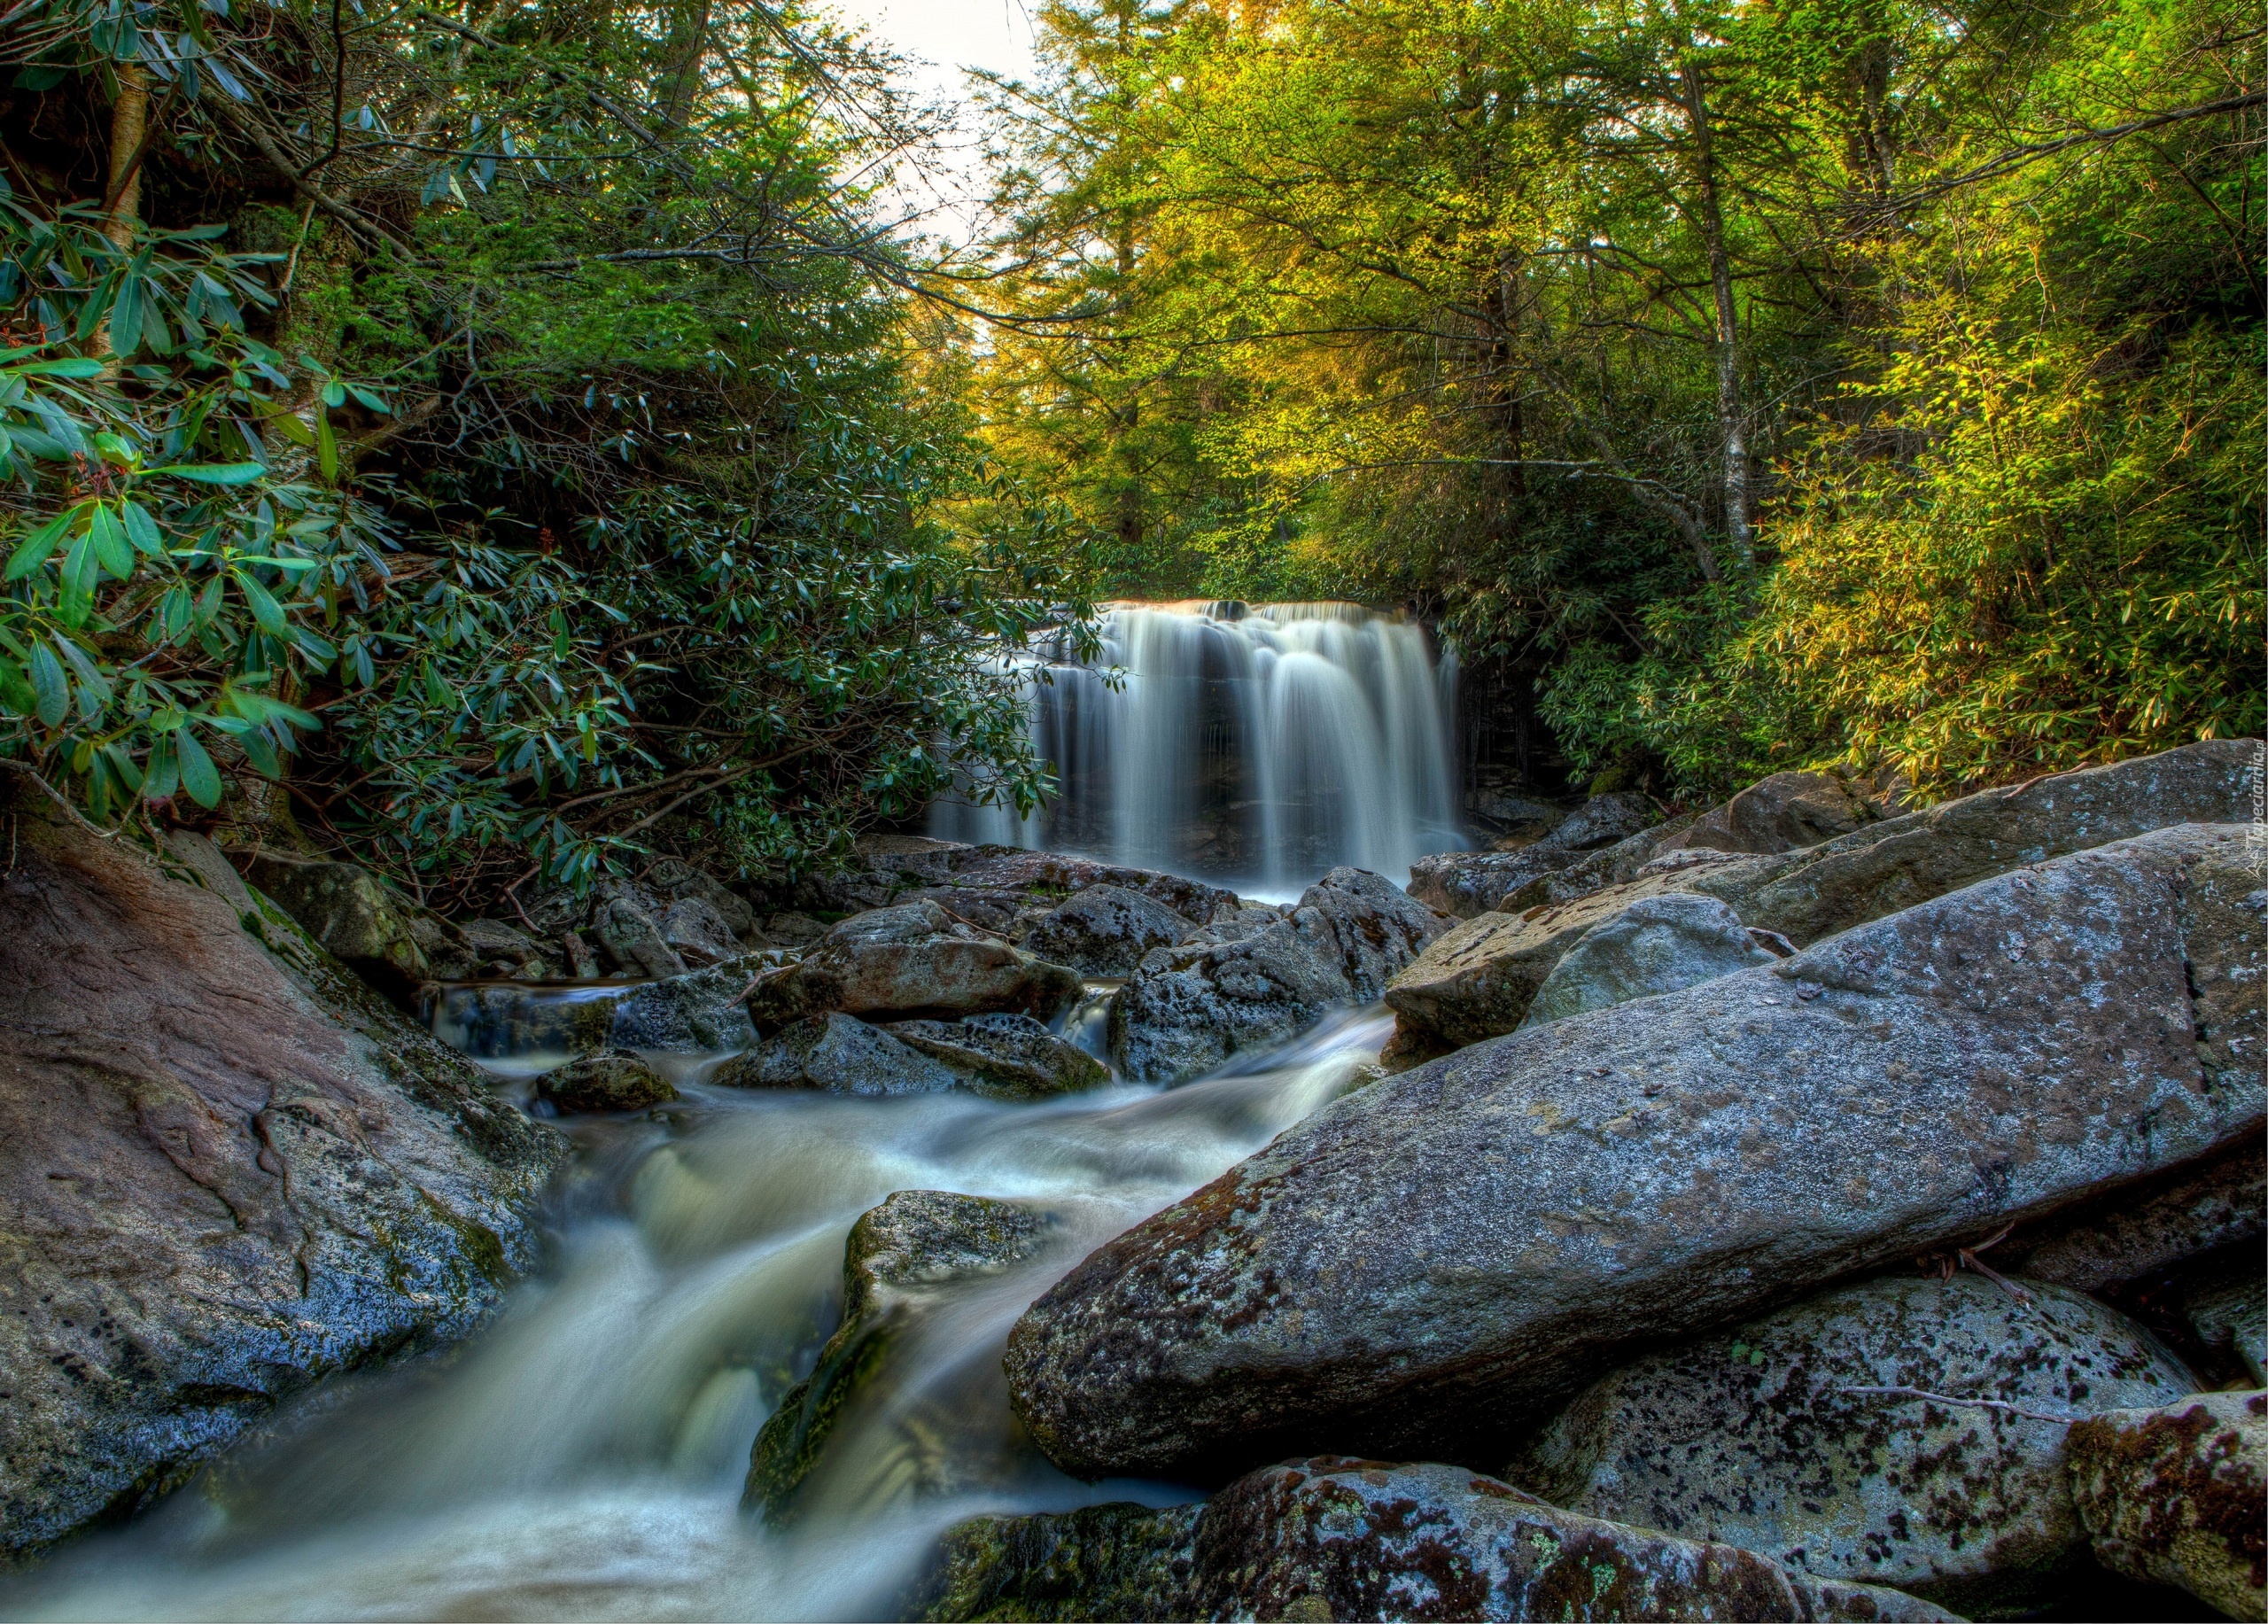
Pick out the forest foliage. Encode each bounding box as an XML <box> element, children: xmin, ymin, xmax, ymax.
<box><xmin>0</xmin><ymin>0</ymin><xmax>2258</xmax><ymax>902</ymax></box>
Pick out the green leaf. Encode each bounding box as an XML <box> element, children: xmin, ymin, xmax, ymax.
<box><xmin>315</xmin><ymin>409</ymin><xmax>338</xmax><ymax>484</ymax></box>
<box><xmin>320</xmin><ymin>378</ymin><xmax>346</xmax><ymax>408</ymax></box>
<box><xmin>0</xmin><ymin>658</ymin><xmax>35</xmax><ymax>717</ymax></box>
<box><xmin>109</xmin><ymin>275</ymin><xmax>142</xmax><ymax>357</ymax></box>
<box><xmin>175</xmin><ymin>727</ymin><xmax>222</xmax><ymax>807</ymax></box>
<box><xmin>143</xmin><ymin>738</ymin><xmax>180</xmax><ymax>801</ymax></box>
<box><xmin>235</xmin><ymin>571</ymin><xmax>291</xmax><ymax>637</ymax></box>
<box><xmin>87</xmin><ymin>505</ymin><xmax>133</xmax><ymax>576</ymax></box>
<box><xmin>58</xmin><ymin>531</ymin><xmax>97</xmax><ymax>626</ymax></box>
<box><xmin>147</xmin><ymin>462</ymin><xmax>267</xmax><ymax>485</ymax></box>
<box><xmin>27</xmin><ymin>641</ymin><xmax>67</xmax><ymax>727</ymax></box>
<box><xmin>7</xmin><ymin>358</ymin><xmax>105</xmax><ymax>378</ymax></box>
<box><xmin>120</xmin><ymin>499</ymin><xmax>163</xmax><ymax>554</ymax></box>
<box><xmin>6</xmin><ymin>508</ymin><xmax>76</xmax><ymax>579</ymax></box>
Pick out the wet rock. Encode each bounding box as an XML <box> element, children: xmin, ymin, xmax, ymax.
<box><xmin>1384</xmin><ymin>867</ymin><xmax>1728</xmax><ymax>1049</ymax></box>
<box><xmin>2182</xmin><ymin>1256</ymin><xmax>2267</xmax><ymax>1387</ymax></box>
<box><xmin>239</xmin><ymin>850</ymin><xmax>479</xmax><ymax>995</ymax></box>
<box><xmin>1004</xmin><ymin>825</ymin><xmax>2264</xmax><ymax>1482</ymax></box>
<box><xmin>659</xmin><ymin>894</ymin><xmax>742</xmax><ymax>966</ymax></box>
<box><xmin>1193</xmin><ymin>1459</ymin><xmax>1957</xmax><ymax>1622</ymax></box>
<box><xmin>457</xmin><ymin>917</ymin><xmax>552</xmax><ymax>978</ymax></box>
<box><xmin>534</xmin><ymin>1050</ymin><xmax>678</xmax><ymax>1114</ymax></box>
<box><xmin>745</xmin><ymin>902</ymin><xmax>1084</xmax><ymax>1031</ymax></box>
<box><xmin>1518</xmin><ymin>890</ymin><xmax>1775</xmax><ymax>1030</ymax></box>
<box><xmin>913</xmin><ymin>1501</ymin><xmax>1200</xmax><ymax>1623</ymax></box>
<box><xmin>1408</xmin><ymin>790</ymin><xmax>1661</xmax><ymax>918</ymax></box>
<box><xmin>890</xmin><ymin>1014</ymin><xmax>1109</xmax><ymax>1099</ymax></box>
<box><xmin>1109</xmin><ymin>868</ymin><xmax>1442</xmax><ymax>1084</ymax></box>
<box><xmin>1660</xmin><ymin>770</ymin><xmax>1901</xmax><ymax>857</ymax></box>
<box><xmin>1506</xmin><ymin>1273</ymin><xmax>2196</xmax><ymax>1612</ymax></box>
<box><xmin>601</xmin><ymin>953</ymin><xmax>767</xmax><ymax>1051</ymax></box>
<box><xmin>1021</xmin><ymin>885</ymin><xmax>1195</xmax><ymax>975</ymax></box>
<box><xmin>643</xmin><ymin>855</ymin><xmax>757</xmax><ymax>936</ymax></box>
<box><xmin>159</xmin><ymin>828</ymin><xmax>260</xmax><ymax>916</ymax></box>
<box><xmin>714</xmin><ymin>1012</ymin><xmax>959</xmax><ymax>1097</ymax></box>
<box><xmin>1464</xmin><ymin>786</ymin><xmax>1568</xmax><ymax>840</ymax></box>
<box><xmin>0</xmin><ymin>794</ymin><xmax>564</xmax><ymax>1559</ymax></box>
<box><xmin>1699</xmin><ymin>739</ymin><xmax>2262</xmax><ymax>948</ymax></box>
<box><xmin>2068</xmin><ymin>1389</ymin><xmax>2267</xmax><ymax>1620</ymax></box>
<box><xmin>747</xmin><ymin>1192</ymin><xmax>1058</xmax><ymax>1523</ymax></box>
<box><xmin>1998</xmin><ymin>1141</ymin><xmax>2265</xmax><ymax>1296</ymax></box>
<box><xmin>781</xmin><ymin>844</ymin><xmax>1239</xmax><ymax>937</ymax></box>
<box><xmin>593</xmin><ymin>891</ymin><xmax>687</xmax><ymax>978</ymax></box>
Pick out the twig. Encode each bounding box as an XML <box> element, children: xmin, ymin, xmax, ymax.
<box><xmin>1839</xmin><ymin>1387</ymin><xmax>2081</xmax><ymax>1426</ymax></box>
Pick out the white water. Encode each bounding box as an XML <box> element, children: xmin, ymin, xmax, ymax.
<box><xmin>4</xmin><ymin>1008</ymin><xmax>1393</xmax><ymax>1622</ymax></box>
<box><xmin>931</xmin><ymin>602</ymin><xmax>1465</xmax><ymax>893</ymax></box>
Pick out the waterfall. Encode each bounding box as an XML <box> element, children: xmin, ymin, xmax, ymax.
<box><xmin>930</xmin><ymin>601</ymin><xmax>1466</xmax><ymax>891</ymax></box>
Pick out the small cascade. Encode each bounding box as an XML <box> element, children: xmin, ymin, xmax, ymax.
<box><xmin>930</xmin><ymin>601</ymin><xmax>1466</xmax><ymax>891</ymax></box>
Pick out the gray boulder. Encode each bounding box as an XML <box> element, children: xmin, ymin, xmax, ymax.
<box><xmin>1021</xmin><ymin>885</ymin><xmax>1195</xmax><ymax>976</ymax></box>
<box><xmin>714</xmin><ymin>1012</ymin><xmax>959</xmax><ymax>1097</ymax></box>
<box><xmin>594</xmin><ymin>890</ymin><xmax>686</xmax><ymax>978</ymax></box>
<box><xmin>1408</xmin><ymin>791</ymin><xmax>1660</xmax><ymax>918</ymax></box>
<box><xmin>239</xmin><ymin>850</ymin><xmax>480</xmax><ymax>994</ymax></box>
<box><xmin>659</xmin><ymin>894</ymin><xmax>742</xmax><ymax>966</ymax></box>
<box><xmin>1506</xmin><ymin>1273</ymin><xmax>2196</xmax><ymax>1612</ymax></box>
<box><xmin>643</xmin><ymin>855</ymin><xmax>757</xmax><ymax>936</ymax></box>
<box><xmin>748</xmin><ymin>1191</ymin><xmax>1058</xmax><ymax>1523</ymax></box>
<box><xmin>1004</xmin><ymin>824</ymin><xmax>2264</xmax><ymax>1482</ymax></box>
<box><xmin>1659</xmin><ymin>769</ymin><xmax>1900</xmax><ymax>857</ymax></box>
<box><xmin>2067</xmin><ymin>1389</ymin><xmax>2266</xmax><ymax>1621</ymax></box>
<box><xmin>781</xmin><ymin>844</ymin><xmax>1240</xmax><ymax>938</ymax></box>
<box><xmin>0</xmin><ymin>794</ymin><xmax>564</xmax><ymax>1559</ymax></box>
<box><xmin>602</xmin><ymin>952</ymin><xmax>766</xmax><ymax>1051</ymax></box>
<box><xmin>915</xmin><ymin>1460</ymin><xmax>1953</xmax><ymax>1622</ymax></box>
<box><xmin>745</xmin><ymin>902</ymin><xmax>1084</xmax><ymax>1031</ymax></box>
<box><xmin>1518</xmin><ymin>891</ymin><xmax>1775</xmax><ymax>1030</ymax></box>
<box><xmin>533</xmin><ymin>1050</ymin><xmax>678</xmax><ymax>1114</ymax></box>
<box><xmin>1108</xmin><ymin>868</ymin><xmax>1442</xmax><ymax>1084</ymax></box>
<box><xmin>889</xmin><ymin>1014</ymin><xmax>1109</xmax><ymax>1099</ymax></box>
<box><xmin>456</xmin><ymin>917</ymin><xmax>553</xmax><ymax>978</ymax></box>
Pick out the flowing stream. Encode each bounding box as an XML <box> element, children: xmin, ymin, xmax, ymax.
<box><xmin>930</xmin><ymin>601</ymin><xmax>1465</xmax><ymax>892</ymax></box>
<box><xmin>8</xmin><ymin>1001</ymin><xmax>1394</xmax><ymax>1621</ymax></box>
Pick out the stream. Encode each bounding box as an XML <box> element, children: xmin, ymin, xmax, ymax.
<box><xmin>9</xmin><ymin>1004</ymin><xmax>1394</xmax><ymax>1620</ymax></box>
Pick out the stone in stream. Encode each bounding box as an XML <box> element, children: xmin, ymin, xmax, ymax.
<box><xmin>889</xmin><ymin>1014</ymin><xmax>1109</xmax><ymax>1099</ymax></box>
<box><xmin>1406</xmin><ymin>790</ymin><xmax>1661</xmax><ymax>918</ymax></box>
<box><xmin>912</xmin><ymin>1460</ymin><xmax>1957</xmax><ymax>1622</ymax></box>
<box><xmin>714</xmin><ymin>1012</ymin><xmax>959</xmax><ymax>1097</ymax></box>
<box><xmin>1504</xmin><ymin>1273</ymin><xmax>2197</xmax><ymax>1612</ymax></box>
<box><xmin>1518</xmin><ymin>890</ymin><xmax>1775</xmax><ymax>1030</ymax></box>
<box><xmin>533</xmin><ymin>1049</ymin><xmax>678</xmax><ymax>1114</ymax></box>
<box><xmin>745</xmin><ymin>901</ymin><xmax>1084</xmax><ymax>1031</ymax></box>
<box><xmin>2066</xmin><ymin>1389</ymin><xmax>2267</xmax><ymax>1621</ymax></box>
<box><xmin>1021</xmin><ymin>884</ymin><xmax>1196</xmax><ymax>976</ymax></box>
<box><xmin>1004</xmin><ymin>823</ymin><xmax>2264</xmax><ymax>1483</ymax></box>
<box><xmin>1107</xmin><ymin>866</ymin><xmax>1441</xmax><ymax>1084</ymax></box>
<box><xmin>746</xmin><ymin>1191</ymin><xmax>1058</xmax><ymax>1523</ymax></box>
<box><xmin>0</xmin><ymin>792</ymin><xmax>565</xmax><ymax>1560</ymax></box>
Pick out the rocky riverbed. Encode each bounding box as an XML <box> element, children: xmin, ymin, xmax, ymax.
<box><xmin>0</xmin><ymin>742</ymin><xmax>2261</xmax><ymax>1622</ymax></box>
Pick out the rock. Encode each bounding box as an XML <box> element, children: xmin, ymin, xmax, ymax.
<box><xmin>0</xmin><ymin>795</ymin><xmax>564</xmax><ymax>1558</ymax></box>
<box><xmin>659</xmin><ymin>894</ymin><xmax>742</xmax><ymax>966</ymax></box>
<box><xmin>745</xmin><ymin>902</ymin><xmax>1084</xmax><ymax>1031</ymax></box>
<box><xmin>159</xmin><ymin>828</ymin><xmax>259</xmax><ymax>917</ymax></box>
<box><xmin>747</xmin><ymin>1192</ymin><xmax>1057</xmax><ymax>1522</ymax></box>
<box><xmin>1108</xmin><ymin>868</ymin><xmax>1442</xmax><ymax>1084</ymax></box>
<box><xmin>1700</xmin><ymin>739</ymin><xmax>2263</xmax><ymax>948</ymax></box>
<box><xmin>890</xmin><ymin>1014</ymin><xmax>1109</xmax><ymax>1099</ymax></box>
<box><xmin>1464</xmin><ymin>786</ymin><xmax>1568</xmax><ymax>839</ymax></box>
<box><xmin>1022</xmin><ymin>885</ymin><xmax>1195</xmax><ymax>975</ymax></box>
<box><xmin>1003</xmin><ymin>824</ymin><xmax>2264</xmax><ymax>1482</ymax></box>
<box><xmin>593</xmin><ymin>891</ymin><xmax>687</xmax><ymax>978</ymax></box>
<box><xmin>1660</xmin><ymin>770</ymin><xmax>1899</xmax><ymax>857</ymax></box>
<box><xmin>780</xmin><ymin>844</ymin><xmax>1240</xmax><ymax>938</ymax></box>
<box><xmin>643</xmin><ymin>856</ymin><xmax>757</xmax><ymax>936</ymax></box>
<box><xmin>917</xmin><ymin>1460</ymin><xmax>1954</xmax><ymax>1622</ymax></box>
<box><xmin>714</xmin><ymin>1012</ymin><xmax>960</xmax><ymax>1097</ymax></box>
<box><xmin>2182</xmin><ymin>1257</ymin><xmax>2267</xmax><ymax>1387</ymax></box>
<box><xmin>761</xmin><ymin>912</ymin><xmax>828</xmax><ymax>947</ymax></box>
<box><xmin>913</xmin><ymin>1501</ymin><xmax>1200</xmax><ymax>1623</ymax></box>
<box><xmin>1409</xmin><ymin>790</ymin><xmax>1660</xmax><ymax>918</ymax></box>
<box><xmin>533</xmin><ymin>1050</ymin><xmax>678</xmax><ymax>1114</ymax></box>
<box><xmin>600</xmin><ymin>953</ymin><xmax>766</xmax><ymax>1051</ymax></box>
<box><xmin>2068</xmin><ymin>1390</ymin><xmax>2267</xmax><ymax>1620</ymax></box>
<box><xmin>1999</xmin><ymin>1141</ymin><xmax>2264</xmax><ymax>1296</ymax></box>
<box><xmin>1518</xmin><ymin>891</ymin><xmax>1775</xmax><ymax>1030</ymax></box>
<box><xmin>238</xmin><ymin>850</ymin><xmax>479</xmax><ymax>995</ymax></box>
<box><xmin>1384</xmin><ymin>867</ymin><xmax>1723</xmax><ymax>1048</ymax></box>
<box><xmin>456</xmin><ymin>917</ymin><xmax>552</xmax><ymax>978</ymax></box>
<box><xmin>1506</xmin><ymin>1273</ymin><xmax>2196</xmax><ymax>1612</ymax></box>
<box><xmin>1494</xmin><ymin>815</ymin><xmax>1725</xmax><ymax>913</ymax></box>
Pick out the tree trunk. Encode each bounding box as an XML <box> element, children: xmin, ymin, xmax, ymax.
<box><xmin>95</xmin><ymin>61</ymin><xmax>151</xmax><ymax>370</ymax></box>
<box><xmin>1679</xmin><ymin>56</ymin><xmax>1755</xmax><ymax>577</ymax></box>
<box><xmin>657</xmin><ymin>0</ymin><xmax>712</xmax><ymax>129</ymax></box>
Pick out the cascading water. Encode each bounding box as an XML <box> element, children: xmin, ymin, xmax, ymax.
<box><xmin>929</xmin><ymin>602</ymin><xmax>1466</xmax><ymax>891</ymax></box>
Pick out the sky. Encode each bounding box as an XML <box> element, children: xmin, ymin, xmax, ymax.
<box><xmin>827</xmin><ymin>0</ymin><xmax>1045</xmax><ymax>244</ymax></box>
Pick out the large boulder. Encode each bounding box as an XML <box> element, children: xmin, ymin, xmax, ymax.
<box><xmin>431</xmin><ymin>952</ymin><xmax>770</xmax><ymax>1061</ymax></box>
<box><xmin>1108</xmin><ymin>868</ymin><xmax>1442</xmax><ymax>1084</ymax></box>
<box><xmin>0</xmin><ymin>797</ymin><xmax>564</xmax><ymax>1558</ymax></box>
<box><xmin>1505</xmin><ymin>1273</ymin><xmax>2197</xmax><ymax>1612</ymax></box>
<box><xmin>747</xmin><ymin>1191</ymin><xmax>1058</xmax><ymax>1523</ymax></box>
<box><xmin>1518</xmin><ymin>890</ymin><xmax>1776</xmax><ymax>1030</ymax></box>
<box><xmin>593</xmin><ymin>889</ymin><xmax>687</xmax><ymax>978</ymax></box>
<box><xmin>1021</xmin><ymin>885</ymin><xmax>1195</xmax><ymax>976</ymax></box>
<box><xmin>1004</xmin><ymin>824</ymin><xmax>2264</xmax><ymax>1482</ymax></box>
<box><xmin>915</xmin><ymin>1460</ymin><xmax>1953</xmax><ymax>1622</ymax></box>
<box><xmin>1407</xmin><ymin>791</ymin><xmax>1660</xmax><ymax>918</ymax></box>
<box><xmin>745</xmin><ymin>902</ymin><xmax>1083</xmax><ymax>1031</ymax></box>
<box><xmin>1658</xmin><ymin>769</ymin><xmax>1901</xmax><ymax>857</ymax></box>
<box><xmin>889</xmin><ymin>1014</ymin><xmax>1109</xmax><ymax>1099</ymax></box>
<box><xmin>713</xmin><ymin>1012</ymin><xmax>959</xmax><ymax>1097</ymax></box>
<box><xmin>2067</xmin><ymin>1389</ymin><xmax>2266</xmax><ymax>1620</ymax></box>
<box><xmin>781</xmin><ymin>843</ymin><xmax>1240</xmax><ymax>938</ymax></box>
<box><xmin>533</xmin><ymin>1049</ymin><xmax>678</xmax><ymax>1114</ymax></box>
<box><xmin>238</xmin><ymin>850</ymin><xmax>479</xmax><ymax>995</ymax></box>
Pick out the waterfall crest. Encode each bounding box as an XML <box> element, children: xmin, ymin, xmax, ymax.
<box><xmin>931</xmin><ymin>601</ymin><xmax>1465</xmax><ymax>891</ymax></box>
